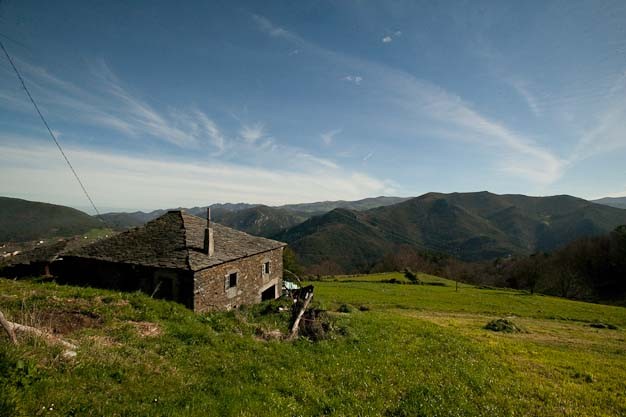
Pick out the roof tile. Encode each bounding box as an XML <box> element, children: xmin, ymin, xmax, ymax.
<box><xmin>66</xmin><ymin>211</ymin><xmax>286</xmax><ymax>271</ymax></box>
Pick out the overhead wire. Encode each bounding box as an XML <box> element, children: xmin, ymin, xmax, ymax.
<box><xmin>0</xmin><ymin>39</ymin><xmax>108</xmax><ymax>226</ymax></box>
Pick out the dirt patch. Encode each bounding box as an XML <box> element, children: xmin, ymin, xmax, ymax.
<box><xmin>37</xmin><ymin>310</ymin><xmax>103</xmax><ymax>335</ymax></box>
<box><xmin>129</xmin><ymin>321</ymin><xmax>162</xmax><ymax>337</ymax></box>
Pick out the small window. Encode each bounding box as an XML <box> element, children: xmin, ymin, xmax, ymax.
<box><xmin>228</xmin><ymin>272</ymin><xmax>237</xmax><ymax>288</ymax></box>
<box><xmin>263</xmin><ymin>261</ymin><xmax>270</xmax><ymax>274</ymax></box>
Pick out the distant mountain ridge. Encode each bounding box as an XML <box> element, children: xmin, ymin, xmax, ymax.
<box><xmin>98</xmin><ymin>196</ymin><xmax>411</xmax><ymax>234</ymax></box>
<box><xmin>5</xmin><ymin>193</ymin><xmax>625</xmax><ymax>273</ymax></box>
<box><xmin>0</xmin><ymin>197</ymin><xmax>104</xmax><ymax>242</ymax></box>
<box><xmin>279</xmin><ymin>196</ymin><xmax>412</xmax><ymax>214</ymax></box>
<box><xmin>593</xmin><ymin>197</ymin><xmax>626</xmax><ymax>210</ymax></box>
<box><xmin>275</xmin><ymin>192</ymin><xmax>626</xmax><ymax>273</ymax></box>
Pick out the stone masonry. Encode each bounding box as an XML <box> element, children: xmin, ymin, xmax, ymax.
<box><xmin>193</xmin><ymin>247</ymin><xmax>283</xmax><ymax>312</ymax></box>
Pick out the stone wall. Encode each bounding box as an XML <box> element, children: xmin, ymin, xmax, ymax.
<box><xmin>56</xmin><ymin>257</ymin><xmax>195</xmax><ymax>308</ymax></box>
<box><xmin>193</xmin><ymin>247</ymin><xmax>284</xmax><ymax>312</ymax></box>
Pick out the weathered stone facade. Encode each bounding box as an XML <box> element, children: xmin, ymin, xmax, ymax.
<box><xmin>193</xmin><ymin>247</ymin><xmax>283</xmax><ymax>312</ymax></box>
<box><xmin>59</xmin><ymin>210</ymin><xmax>286</xmax><ymax>312</ymax></box>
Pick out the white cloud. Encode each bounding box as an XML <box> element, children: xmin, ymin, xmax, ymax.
<box><xmin>240</xmin><ymin>123</ymin><xmax>266</xmax><ymax>143</ymax></box>
<box><xmin>363</xmin><ymin>152</ymin><xmax>374</xmax><ymax>162</ymax></box>
<box><xmin>252</xmin><ymin>14</ymin><xmax>296</xmax><ymax>41</ymax></box>
<box><xmin>253</xmin><ymin>14</ymin><xmax>563</xmax><ymax>184</ymax></box>
<box><xmin>0</xmin><ymin>139</ymin><xmax>392</xmax><ymax>210</ymax></box>
<box><xmin>508</xmin><ymin>78</ymin><xmax>541</xmax><ymax>116</ymax></box>
<box><xmin>320</xmin><ymin>128</ymin><xmax>341</xmax><ymax>145</ymax></box>
<box><xmin>382</xmin><ymin>31</ymin><xmax>402</xmax><ymax>43</ymax></box>
<box><xmin>342</xmin><ymin>75</ymin><xmax>363</xmax><ymax>85</ymax></box>
<box><xmin>295</xmin><ymin>152</ymin><xmax>339</xmax><ymax>169</ymax></box>
<box><xmin>0</xmin><ymin>58</ymin><xmax>226</xmax><ymax>151</ymax></box>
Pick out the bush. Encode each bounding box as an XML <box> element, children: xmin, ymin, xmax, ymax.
<box><xmin>484</xmin><ymin>319</ymin><xmax>526</xmax><ymax>333</ymax></box>
<box><xmin>299</xmin><ymin>309</ymin><xmax>342</xmax><ymax>341</ymax></box>
<box><xmin>403</xmin><ymin>268</ymin><xmax>421</xmax><ymax>285</ymax></box>
<box><xmin>589</xmin><ymin>322</ymin><xmax>618</xmax><ymax>330</ymax></box>
<box><xmin>337</xmin><ymin>304</ymin><xmax>353</xmax><ymax>313</ymax></box>
<box><xmin>382</xmin><ymin>278</ymin><xmax>402</xmax><ymax>284</ymax></box>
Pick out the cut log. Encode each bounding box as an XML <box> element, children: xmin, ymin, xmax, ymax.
<box><xmin>11</xmin><ymin>322</ymin><xmax>77</xmax><ymax>350</ymax></box>
<box><xmin>0</xmin><ymin>309</ymin><xmax>77</xmax><ymax>351</ymax></box>
<box><xmin>0</xmin><ymin>310</ymin><xmax>17</xmax><ymax>345</ymax></box>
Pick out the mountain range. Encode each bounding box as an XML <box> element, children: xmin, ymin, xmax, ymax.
<box><xmin>98</xmin><ymin>197</ymin><xmax>409</xmax><ymax>235</ymax></box>
<box><xmin>592</xmin><ymin>197</ymin><xmax>626</xmax><ymax>210</ymax></box>
<box><xmin>275</xmin><ymin>192</ymin><xmax>626</xmax><ymax>272</ymax></box>
<box><xmin>2</xmin><ymin>194</ymin><xmax>625</xmax><ymax>275</ymax></box>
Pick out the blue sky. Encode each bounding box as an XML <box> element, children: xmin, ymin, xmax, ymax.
<box><xmin>1</xmin><ymin>0</ymin><xmax>625</xmax><ymax>212</ymax></box>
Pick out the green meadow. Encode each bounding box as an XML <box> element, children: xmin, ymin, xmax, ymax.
<box><xmin>1</xmin><ymin>274</ymin><xmax>625</xmax><ymax>416</ymax></box>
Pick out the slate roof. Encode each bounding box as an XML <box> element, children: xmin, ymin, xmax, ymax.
<box><xmin>65</xmin><ymin>211</ymin><xmax>286</xmax><ymax>272</ymax></box>
<box><xmin>1</xmin><ymin>240</ymin><xmax>69</xmax><ymax>267</ymax></box>
<box><xmin>1</xmin><ymin>238</ymin><xmax>94</xmax><ymax>268</ymax></box>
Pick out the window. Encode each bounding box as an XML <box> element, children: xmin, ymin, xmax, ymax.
<box><xmin>227</xmin><ymin>272</ymin><xmax>237</xmax><ymax>289</ymax></box>
<box><xmin>262</xmin><ymin>261</ymin><xmax>270</xmax><ymax>274</ymax></box>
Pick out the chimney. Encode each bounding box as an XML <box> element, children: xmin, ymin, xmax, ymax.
<box><xmin>204</xmin><ymin>207</ymin><xmax>214</xmax><ymax>256</ymax></box>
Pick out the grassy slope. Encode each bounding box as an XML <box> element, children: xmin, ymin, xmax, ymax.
<box><xmin>1</xmin><ymin>276</ymin><xmax>625</xmax><ymax>416</ymax></box>
<box><xmin>0</xmin><ymin>197</ymin><xmax>105</xmax><ymax>242</ymax></box>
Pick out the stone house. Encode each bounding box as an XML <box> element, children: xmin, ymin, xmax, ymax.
<box><xmin>58</xmin><ymin>210</ymin><xmax>286</xmax><ymax>311</ymax></box>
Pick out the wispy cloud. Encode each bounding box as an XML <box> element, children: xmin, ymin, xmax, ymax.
<box><xmin>508</xmin><ymin>78</ymin><xmax>541</xmax><ymax>116</ymax></box>
<box><xmin>252</xmin><ymin>14</ymin><xmax>298</xmax><ymax>43</ymax></box>
<box><xmin>0</xmin><ymin>58</ymin><xmax>226</xmax><ymax>152</ymax></box>
<box><xmin>0</xmin><ymin>138</ymin><xmax>391</xmax><ymax>209</ymax></box>
<box><xmin>363</xmin><ymin>152</ymin><xmax>374</xmax><ymax>162</ymax></box>
<box><xmin>321</xmin><ymin>128</ymin><xmax>341</xmax><ymax>145</ymax></box>
<box><xmin>239</xmin><ymin>122</ymin><xmax>266</xmax><ymax>143</ymax></box>
<box><xmin>295</xmin><ymin>152</ymin><xmax>339</xmax><ymax>169</ymax></box>
<box><xmin>342</xmin><ymin>75</ymin><xmax>363</xmax><ymax>85</ymax></box>
<box><xmin>568</xmin><ymin>71</ymin><xmax>626</xmax><ymax>163</ymax></box>
<box><xmin>253</xmin><ymin>14</ymin><xmax>563</xmax><ymax>184</ymax></box>
<box><xmin>382</xmin><ymin>31</ymin><xmax>402</xmax><ymax>44</ymax></box>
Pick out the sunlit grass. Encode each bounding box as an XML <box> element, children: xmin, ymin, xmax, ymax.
<box><xmin>1</xmin><ymin>275</ymin><xmax>625</xmax><ymax>416</ymax></box>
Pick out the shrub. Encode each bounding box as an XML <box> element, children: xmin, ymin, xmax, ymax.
<box><xmin>484</xmin><ymin>318</ymin><xmax>526</xmax><ymax>333</ymax></box>
<box><xmin>299</xmin><ymin>309</ymin><xmax>340</xmax><ymax>341</ymax></box>
<box><xmin>403</xmin><ymin>268</ymin><xmax>421</xmax><ymax>284</ymax></box>
<box><xmin>337</xmin><ymin>304</ymin><xmax>353</xmax><ymax>313</ymax></box>
<box><xmin>589</xmin><ymin>322</ymin><xmax>618</xmax><ymax>330</ymax></box>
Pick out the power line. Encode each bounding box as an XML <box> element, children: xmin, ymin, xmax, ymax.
<box><xmin>0</xmin><ymin>40</ymin><xmax>108</xmax><ymax>225</ymax></box>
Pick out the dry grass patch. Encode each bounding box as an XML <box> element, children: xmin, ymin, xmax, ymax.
<box><xmin>129</xmin><ymin>321</ymin><xmax>162</xmax><ymax>337</ymax></box>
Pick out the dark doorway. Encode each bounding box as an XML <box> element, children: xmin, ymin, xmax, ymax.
<box><xmin>261</xmin><ymin>285</ymin><xmax>276</xmax><ymax>301</ymax></box>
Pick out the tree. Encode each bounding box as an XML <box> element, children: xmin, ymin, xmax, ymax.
<box><xmin>403</xmin><ymin>268</ymin><xmax>420</xmax><ymax>284</ymax></box>
<box><xmin>282</xmin><ymin>247</ymin><xmax>303</xmax><ymax>277</ymax></box>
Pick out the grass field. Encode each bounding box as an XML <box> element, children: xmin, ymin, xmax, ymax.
<box><xmin>1</xmin><ymin>274</ymin><xmax>625</xmax><ymax>416</ymax></box>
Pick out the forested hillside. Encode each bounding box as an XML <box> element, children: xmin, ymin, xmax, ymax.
<box><xmin>0</xmin><ymin>197</ymin><xmax>104</xmax><ymax>242</ymax></box>
<box><xmin>277</xmin><ymin>192</ymin><xmax>626</xmax><ymax>274</ymax></box>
